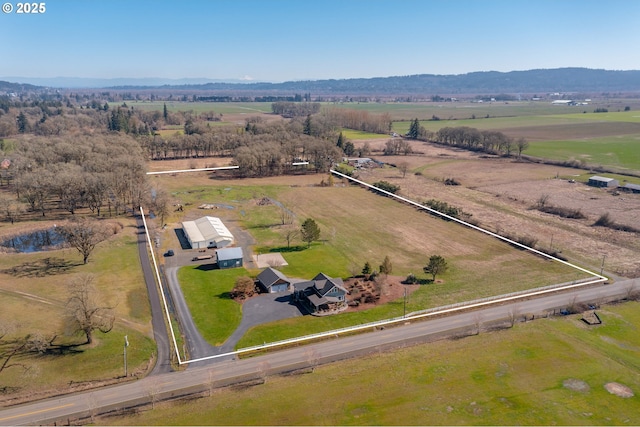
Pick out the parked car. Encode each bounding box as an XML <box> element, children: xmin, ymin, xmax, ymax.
<box><xmin>165</xmin><ymin>249</ymin><xmax>175</xmax><ymax>257</ymax></box>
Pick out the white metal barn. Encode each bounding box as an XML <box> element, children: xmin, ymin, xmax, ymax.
<box><xmin>181</xmin><ymin>216</ymin><xmax>234</xmax><ymax>249</ymax></box>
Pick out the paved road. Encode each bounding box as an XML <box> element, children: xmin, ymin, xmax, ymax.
<box><xmin>135</xmin><ymin>216</ymin><xmax>172</xmax><ymax>375</ymax></box>
<box><xmin>1</xmin><ymin>277</ymin><xmax>637</xmax><ymax>426</ymax></box>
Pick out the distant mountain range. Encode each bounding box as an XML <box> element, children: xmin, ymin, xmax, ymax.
<box><xmin>0</xmin><ymin>77</ymin><xmax>260</xmax><ymax>89</ymax></box>
<box><xmin>3</xmin><ymin>68</ymin><xmax>640</xmax><ymax>95</ymax></box>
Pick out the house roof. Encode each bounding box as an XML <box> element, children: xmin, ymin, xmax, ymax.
<box><xmin>216</xmin><ymin>247</ymin><xmax>243</xmax><ymax>261</ymax></box>
<box><xmin>182</xmin><ymin>216</ymin><xmax>234</xmax><ymax>245</ymax></box>
<box><xmin>257</xmin><ymin>267</ymin><xmax>290</xmax><ymax>288</ymax></box>
<box><xmin>623</xmin><ymin>183</ymin><xmax>640</xmax><ymax>191</ymax></box>
<box><xmin>312</xmin><ymin>273</ymin><xmax>346</xmax><ymax>296</ymax></box>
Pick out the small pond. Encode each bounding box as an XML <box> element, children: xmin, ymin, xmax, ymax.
<box><xmin>1</xmin><ymin>228</ymin><xmax>67</xmax><ymax>253</ymax></box>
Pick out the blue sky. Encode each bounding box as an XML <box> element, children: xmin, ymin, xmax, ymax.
<box><xmin>2</xmin><ymin>0</ymin><xmax>639</xmax><ymax>82</ymax></box>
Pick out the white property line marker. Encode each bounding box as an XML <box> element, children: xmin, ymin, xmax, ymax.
<box><xmin>142</xmin><ymin>170</ymin><xmax>607</xmax><ymax>366</ymax></box>
<box><xmin>140</xmin><ymin>207</ymin><xmax>182</xmax><ymax>365</ymax></box>
<box><xmin>146</xmin><ymin>166</ymin><xmax>239</xmax><ymax>175</ymax></box>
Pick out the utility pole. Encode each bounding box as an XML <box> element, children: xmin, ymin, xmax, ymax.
<box><xmin>601</xmin><ymin>255</ymin><xmax>606</xmax><ymax>276</ymax></box>
<box><xmin>403</xmin><ymin>287</ymin><xmax>407</xmax><ymax>318</ymax></box>
<box><xmin>124</xmin><ymin>335</ymin><xmax>129</xmax><ymax>377</ymax></box>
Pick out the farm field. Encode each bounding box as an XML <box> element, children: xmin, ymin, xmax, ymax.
<box><xmin>155</xmin><ymin>174</ymin><xmax>592</xmax><ymax>349</ymax></box>
<box><xmin>387</xmin><ymin>111</ymin><xmax>640</xmax><ymax>173</ymax></box>
<box><xmin>357</xmin><ymin>148</ymin><xmax>640</xmax><ymax>277</ymax></box>
<box><xmin>113</xmin><ymin>100</ymin><xmax>273</xmax><ymax>115</ymax></box>
<box><xmin>102</xmin><ymin>300</ymin><xmax>640</xmax><ymax>426</ymax></box>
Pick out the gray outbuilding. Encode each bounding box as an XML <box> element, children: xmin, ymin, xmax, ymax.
<box><xmin>216</xmin><ymin>247</ymin><xmax>243</xmax><ymax>269</ymax></box>
<box><xmin>588</xmin><ymin>176</ymin><xmax>619</xmax><ymax>188</ymax></box>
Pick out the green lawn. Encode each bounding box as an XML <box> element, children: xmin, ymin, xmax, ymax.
<box><xmin>177</xmin><ymin>266</ymin><xmax>245</xmax><ymax>346</ymax></box>
<box><xmin>104</xmin><ymin>301</ymin><xmax>640</xmax><ymax>426</ymax></box>
<box><xmin>168</xmin><ymin>182</ymin><xmax>587</xmax><ymax>349</ymax></box>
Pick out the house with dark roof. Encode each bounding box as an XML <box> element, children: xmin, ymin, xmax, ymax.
<box><xmin>256</xmin><ymin>267</ymin><xmax>291</xmax><ymax>293</ymax></box>
<box><xmin>293</xmin><ymin>272</ymin><xmax>348</xmax><ymax>314</ymax></box>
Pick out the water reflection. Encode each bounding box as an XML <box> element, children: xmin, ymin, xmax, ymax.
<box><xmin>1</xmin><ymin>228</ymin><xmax>67</xmax><ymax>253</ymax></box>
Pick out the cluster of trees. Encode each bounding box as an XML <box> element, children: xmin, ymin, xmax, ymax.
<box><xmin>2</xmin><ymin>134</ymin><xmax>148</xmax><ymax>220</ymax></box>
<box><xmin>320</xmin><ymin>107</ymin><xmax>392</xmax><ymax>135</ymax></box>
<box><xmin>434</xmin><ymin>126</ymin><xmax>528</xmax><ymax>158</ymax></box>
<box><xmin>383</xmin><ymin>138</ymin><xmax>413</xmax><ymax>155</ymax></box>
<box><xmin>233</xmin><ymin>121</ymin><xmax>343</xmax><ymax>177</ymax></box>
<box><xmin>271</xmin><ymin>101</ymin><xmax>320</xmax><ymax>118</ymax></box>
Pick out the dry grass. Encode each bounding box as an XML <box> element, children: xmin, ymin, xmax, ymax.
<box><xmin>356</xmin><ymin>152</ymin><xmax>640</xmax><ymax>278</ymax></box>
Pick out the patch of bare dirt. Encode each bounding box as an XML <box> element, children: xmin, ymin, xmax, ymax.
<box><xmin>563</xmin><ymin>378</ymin><xmax>590</xmax><ymax>393</ymax></box>
<box><xmin>604</xmin><ymin>382</ymin><xmax>635</xmax><ymax>398</ymax></box>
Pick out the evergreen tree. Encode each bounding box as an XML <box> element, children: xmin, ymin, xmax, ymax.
<box><xmin>379</xmin><ymin>255</ymin><xmax>393</xmax><ymax>275</ymax></box>
<box><xmin>343</xmin><ymin>141</ymin><xmax>355</xmax><ymax>156</ymax></box>
<box><xmin>303</xmin><ymin>114</ymin><xmax>312</xmax><ymax>136</ymax></box>
<box><xmin>362</xmin><ymin>261</ymin><xmax>372</xmax><ymax>275</ymax></box>
<box><xmin>300</xmin><ymin>218</ymin><xmax>320</xmax><ymax>247</ymax></box>
<box><xmin>424</xmin><ymin>255</ymin><xmax>448</xmax><ymax>281</ymax></box>
<box><xmin>16</xmin><ymin>112</ymin><xmax>28</xmax><ymax>133</ymax></box>
<box><xmin>408</xmin><ymin>118</ymin><xmax>420</xmax><ymax>139</ymax></box>
<box><xmin>336</xmin><ymin>132</ymin><xmax>344</xmax><ymax>149</ymax></box>
<box><xmin>163</xmin><ymin>103</ymin><xmax>168</xmax><ymax>121</ymax></box>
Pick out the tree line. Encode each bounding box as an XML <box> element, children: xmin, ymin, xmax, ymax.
<box><xmin>431</xmin><ymin>126</ymin><xmax>528</xmax><ymax>157</ymax></box>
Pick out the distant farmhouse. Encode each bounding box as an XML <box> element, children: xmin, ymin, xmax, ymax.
<box><xmin>588</xmin><ymin>176</ymin><xmax>620</xmax><ymax>188</ymax></box>
<box><xmin>181</xmin><ymin>216</ymin><xmax>234</xmax><ymax>249</ymax></box>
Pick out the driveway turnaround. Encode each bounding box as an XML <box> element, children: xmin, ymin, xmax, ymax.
<box><xmin>218</xmin><ymin>292</ymin><xmax>304</xmax><ymax>354</ymax></box>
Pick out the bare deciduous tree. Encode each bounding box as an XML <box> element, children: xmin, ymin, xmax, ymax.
<box><xmin>397</xmin><ymin>161</ymin><xmax>410</xmax><ymax>178</ymax></box>
<box><xmin>282</xmin><ymin>225</ymin><xmax>299</xmax><ymax>248</ymax></box>
<box><xmin>58</xmin><ymin>217</ymin><xmax>110</xmax><ymax>264</ymax></box>
<box><xmin>64</xmin><ymin>274</ymin><xmax>115</xmax><ymax>345</ymax></box>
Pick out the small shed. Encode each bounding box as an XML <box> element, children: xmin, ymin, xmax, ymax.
<box><xmin>588</xmin><ymin>176</ymin><xmax>619</xmax><ymax>188</ymax></box>
<box><xmin>216</xmin><ymin>247</ymin><xmax>243</xmax><ymax>269</ymax></box>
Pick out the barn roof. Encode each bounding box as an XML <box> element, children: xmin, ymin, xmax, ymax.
<box><xmin>182</xmin><ymin>216</ymin><xmax>234</xmax><ymax>245</ymax></box>
<box><xmin>216</xmin><ymin>246</ymin><xmax>243</xmax><ymax>261</ymax></box>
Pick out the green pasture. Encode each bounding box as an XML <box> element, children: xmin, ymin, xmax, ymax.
<box><xmin>527</xmin><ymin>136</ymin><xmax>640</xmax><ymax>172</ymax></box>
<box><xmin>340</xmin><ymin>129</ymin><xmax>389</xmax><ymax>140</ymax></box>
<box><xmin>115</xmin><ymin>101</ymin><xmax>273</xmax><ymax>114</ymax></box>
<box><xmin>392</xmin><ymin>110</ymin><xmax>640</xmax><ymax>134</ymax></box>
<box><xmin>104</xmin><ymin>301</ymin><xmax>640</xmax><ymax>426</ymax></box>
<box><xmin>327</xmin><ymin>101</ymin><xmax>586</xmax><ymax>121</ymax></box>
<box><xmin>166</xmin><ymin>181</ymin><xmax>588</xmax><ymax>349</ymax></box>
<box><xmin>0</xmin><ymin>223</ymin><xmax>156</xmax><ymax>395</ymax></box>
